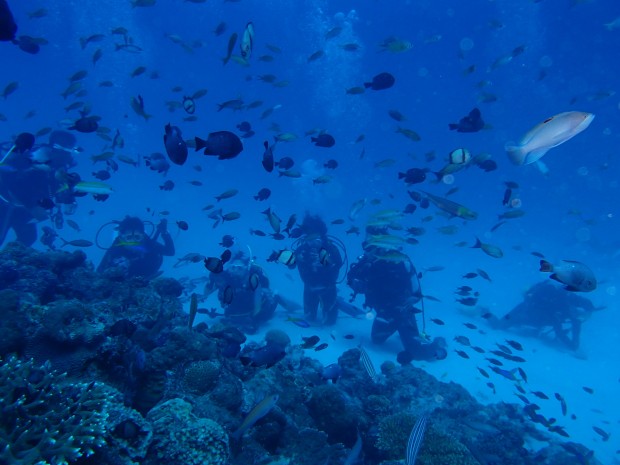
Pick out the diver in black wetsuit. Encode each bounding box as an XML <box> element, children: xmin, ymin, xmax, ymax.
<box><xmin>203</xmin><ymin>251</ymin><xmax>278</xmax><ymax>334</ymax></box>
<box><xmin>0</xmin><ymin>130</ymin><xmax>80</xmax><ymax>247</ymax></box>
<box><xmin>97</xmin><ymin>216</ymin><xmax>175</xmax><ymax>280</ymax></box>
<box><xmin>488</xmin><ymin>281</ymin><xmax>597</xmax><ymax>351</ymax></box>
<box><xmin>294</xmin><ymin>214</ymin><xmax>344</xmax><ymax>325</ymax></box>
<box><xmin>347</xmin><ymin>228</ymin><xmax>447</xmax><ymax>362</ymax></box>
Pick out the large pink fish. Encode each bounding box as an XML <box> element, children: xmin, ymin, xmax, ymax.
<box><xmin>505</xmin><ymin>111</ymin><xmax>594</xmax><ymax>165</ymax></box>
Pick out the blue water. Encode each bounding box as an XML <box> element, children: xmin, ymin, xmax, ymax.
<box><xmin>2</xmin><ymin>0</ymin><xmax>619</xmax><ymax>462</ymax></box>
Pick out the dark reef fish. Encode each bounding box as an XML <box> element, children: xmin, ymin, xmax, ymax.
<box><xmin>364</xmin><ymin>72</ymin><xmax>395</xmax><ymax>90</ymax></box>
<box><xmin>398</xmin><ymin>168</ymin><xmax>427</xmax><ymax>185</ymax></box>
<box><xmin>311</xmin><ymin>133</ymin><xmax>335</xmax><ymax>148</ymax></box>
<box><xmin>261</xmin><ymin>140</ymin><xmax>275</xmax><ymax>172</ymax></box>
<box><xmin>69</xmin><ymin>113</ymin><xmax>100</xmax><ymax>133</ymax></box>
<box><xmin>163</xmin><ymin>123</ymin><xmax>188</xmax><ymax>165</ymax></box>
<box><xmin>195</xmin><ymin>131</ymin><xmax>243</xmax><ymax>159</ymax></box>
<box><xmin>222</xmin><ymin>32</ymin><xmax>237</xmax><ymax>65</ymax></box>
<box><xmin>449</xmin><ymin>108</ymin><xmax>484</xmax><ymax>133</ymax></box>
<box><xmin>254</xmin><ymin>188</ymin><xmax>271</xmax><ymax>201</ymax></box>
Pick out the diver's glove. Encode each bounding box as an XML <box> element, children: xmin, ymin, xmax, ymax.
<box><xmin>416</xmin><ymin>336</ymin><xmax>447</xmax><ymax>361</ymax></box>
<box><xmin>156</xmin><ymin>219</ymin><xmax>168</xmax><ymax>235</ymax></box>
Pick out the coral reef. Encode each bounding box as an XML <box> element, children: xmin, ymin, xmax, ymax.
<box><xmin>0</xmin><ymin>244</ymin><xmax>603</xmax><ymax>465</ymax></box>
<box><xmin>307</xmin><ymin>384</ymin><xmax>360</xmax><ymax>446</ymax></box>
<box><xmin>105</xmin><ymin>401</ymin><xmax>153</xmax><ymax>464</ymax></box>
<box><xmin>0</xmin><ymin>356</ymin><xmax>110</xmax><ymax>465</ymax></box>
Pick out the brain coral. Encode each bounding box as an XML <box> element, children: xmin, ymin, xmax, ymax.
<box><xmin>183</xmin><ymin>360</ymin><xmax>221</xmax><ymax>395</ymax></box>
<box><xmin>146</xmin><ymin>398</ymin><xmax>229</xmax><ymax>465</ymax></box>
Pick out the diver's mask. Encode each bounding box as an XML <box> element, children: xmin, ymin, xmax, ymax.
<box><xmin>118</xmin><ymin>230</ymin><xmax>145</xmax><ymax>244</ymax></box>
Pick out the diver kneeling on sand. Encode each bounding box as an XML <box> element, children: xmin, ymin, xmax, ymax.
<box><xmin>347</xmin><ymin>227</ymin><xmax>447</xmax><ymax>363</ymax></box>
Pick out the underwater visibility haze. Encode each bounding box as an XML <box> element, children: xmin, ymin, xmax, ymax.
<box><xmin>0</xmin><ymin>0</ymin><xmax>619</xmax><ymax>464</ymax></box>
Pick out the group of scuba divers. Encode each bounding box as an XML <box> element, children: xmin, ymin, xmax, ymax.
<box><xmin>99</xmin><ymin>214</ymin><xmax>595</xmax><ymax>359</ymax></box>
<box><xmin>0</xmin><ymin>130</ymin><xmax>595</xmax><ymax>358</ymax></box>
<box><xmin>202</xmin><ymin>213</ymin><xmax>449</xmax><ymax>363</ymax></box>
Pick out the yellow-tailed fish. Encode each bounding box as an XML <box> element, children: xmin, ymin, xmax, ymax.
<box><xmin>188</xmin><ymin>293</ymin><xmax>198</xmax><ymax>330</ymax></box>
<box><xmin>375</xmin><ymin>250</ymin><xmax>410</xmax><ymax>263</ymax></box>
<box><xmin>348</xmin><ymin>198</ymin><xmax>367</xmax><ymax>221</ymax></box>
<box><xmin>505</xmin><ymin>111</ymin><xmax>594</xmax><ymax>165</ymax></box>
<box><xmin>421</xmin><ymin>191</ymin><xmax>477</xmax><ymax>220</ymax></box>
<box><xmin>365</xmin><ymin>234</ymin><xmax>406</xmax><ymax>251</ymax></box>
<box><xmin>73</xmin><ymin>181</ymin><xmax>114</xmax><ymax>195</ymax></box>
<box><xmin>472</xmin><ymin>237</ymin><xmax>503</xmax><ymax>259</ymax></box>
<box><xmin>232</xmin><ymin>394</ymin><xmax>279</xmax><ymax>439</ymax></box>
<box><xmin>372</xmin><ymin>209</ymin><xmax>403</xmax><ymax>220</ymax></box>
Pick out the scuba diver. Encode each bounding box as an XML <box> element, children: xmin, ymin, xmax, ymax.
<box><xmin>293</xmin><ymin>214</ymin><xmax>345</xmax><ymax>325</ymax></box>
<box><xmin>487</xmin><ymin>281</ymin><xmax>598</xmax><ymax>351</ymax></box>
<box><xmin>0</xmin><ymin>130</ymin><xmax>81</xmax><ymax>247</ymax></box>
<box><xmin>347</xmin><ymin>227</ymin><xmax>447</xmax><ymax>362</ymax></box>
<box><xmin>203</xmin><ymin>250</ymin><xmax>278</xmax><ymax>334</ymax></box>
<box><xmin>97</xmin><ymin>216</ymin><xmax>175</xmax><ymax>280</ymax></box>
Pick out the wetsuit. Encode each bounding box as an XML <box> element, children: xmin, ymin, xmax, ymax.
<box><xmin>348</xmin><ymin>250</ymin><xmax>446</xmax><ymax>361</ymax></box>
<box><xmin>296</xmin><ymin>235</ymin><xmax>343</xmax><ymax>325</ymax></box>
<box><xmin>492</xmin><ymin>281</ymin><xmax>595</xmax><ymax>350</ymax></box>
<box><xmin>97</xmin><ymin>233</ymin><xmax>175</xmax><ymax>280</ymax></box>
<box><xmin>0</xmin><ymin>161</ymin><xmax>59</xmax><ymax>246</ymax></box>
<box><xmin>0</xmin><ymin>136</ymin><xmax>78</xmax><ymax>247</ymax></box>
<box><xmin>206</xmin><ymin>263</ymin><xmax>277</xmax><ymax>334</ymax></box>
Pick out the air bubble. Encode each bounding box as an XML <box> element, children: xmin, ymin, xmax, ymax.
<box><xmin>459</xmin><ymin>38</ymin><xmax>474</xmax><ymax>52</ymax></box>
<box><xmin>539</xmin><ymin>55</ymin><xmax>553</xmax><ymax>67</ymax></box>
<box><xmin>442</xmin><ymin>174</ymin><xmax>455</xmax><ymax>185</ymax></box>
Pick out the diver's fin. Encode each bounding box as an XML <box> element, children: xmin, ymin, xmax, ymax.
<box><xmin>0</xmin><ymin>144</ymin><xmax>16</xmax><ymax>164</ymax></box>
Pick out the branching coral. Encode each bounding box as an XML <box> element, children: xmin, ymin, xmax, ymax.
<box><xmin>418</xmin><ymin>428</ymin><xmax>480</xmax><ymax>465</ymax></box>
<box><xmin>376</xmin><ymin>412</ymin><xmax>417</xmax><ymax>459</ymax></box>
<box><xmin>0</xmin><ymin>356</ymin><xmax>110</xmax><ymax>465</ymax></box>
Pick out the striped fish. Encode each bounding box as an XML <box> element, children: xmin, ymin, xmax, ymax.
<box><xmin>359</xmin><ymin>346</ymin><xmax>377</xmax><ymax>383</ymax></box>
<box><xmin>406</xmin><ymin>414</ymin><xmax>428</xmax><ymax>465</ymax></box>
